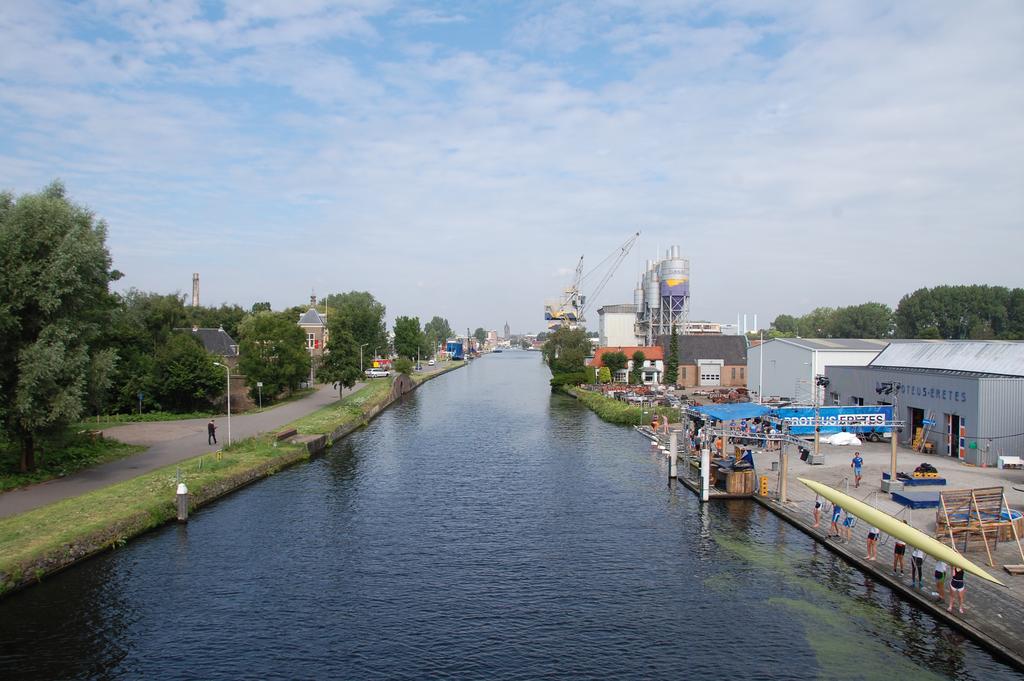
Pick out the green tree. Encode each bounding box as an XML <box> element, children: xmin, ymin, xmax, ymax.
<box><xmin>772</xmin><ymin>314</ymin><xmax>799</xmax><ymax>334</ymax></box>
<box><xmin>237</xmin><ymin>311</ymin><xmax>311</xmax><ymax>401</ymax></box>
<box><xmin>251</xmin><ymin>301</ymin><xmax>272</xmax><ymax>313</ymax></box>
<box><xmin>393</xmin><ymin>357</ymin><xmax>414</xmax><ymax>375</ymax></box>
<box><xmin>603</xmin><ymin>351</ymin><xmax>628</xmax><ymax>379</ymax></box>
<box><xmin>188</xmin><ymin>303</ymin><xmax>247</xmax><ymax>341</ymax></box>
<box><xmin>320</xmin><ymin>327</ymin><xmax>361</xmax><ymax>396</ymax></box>
<box><xmin>473</xmin><ymin>327</ymin><xmax>487</xmax><ymax>345</ymax></box>
<box><xmin>541</xmin><ymin>327</ymin><xmax>591</xmax><ymax>375</ymax></box>
<box><xmin>664</xmin><ymin>325</ymin><xmax>679</xmax><ymax>384</ymax></box>
<box><xmin>895</xmin><ymin>285</ymin><xmax>1022</xmax><ymax>339</ymax></box>
<box><xmin>797</xmin><ymin>307</ymin><xmax>835</xmax><ymax>338</ymax></box>
<box><xmin>829</xmin><ymin>302</ymin><xmax>894</xmax><ymax>338</ymax></box>
<box><xmin>394</xmin><ymin>316</ymin><xmax>426</xmax><ymax>360</ymax></box>
<box><xmin>598</xmin><ymin>366</ymin><xmax>612</xmax><ymax>384</ymax></box>
<box><xmin>324</xmin><ymin>291</ymin><xmax>388</xmax><ymax>356</ymax></box>
<box><xmin>151</xmin><ymin>329</ymin><xmax>224</xmax><ymax>412</ymax></box>
<box><xmin>423</xmin><ymin>316</ymin><xmax>453</xmax><ymax>357</ymax></box>
<box><xmin>630</xmin><ymin>351</ymin><xmax>646</xmax><ymax>385</ymax></box>
<box><xmin>0</xmin><ymin>182</ymin><xmax>119</xmax><ymax>471</ymax></box>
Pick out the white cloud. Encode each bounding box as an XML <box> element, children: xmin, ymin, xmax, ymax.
<box><xmin>1</xmin><ymin>1</ymin><xmax>1021</xmax><ymax>332</ymax></box>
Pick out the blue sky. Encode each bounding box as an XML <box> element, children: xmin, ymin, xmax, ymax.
<box><xmin>2</xmin><ymin>1</ymin><xmax>1022</xmax><ymax>335</ymax></box>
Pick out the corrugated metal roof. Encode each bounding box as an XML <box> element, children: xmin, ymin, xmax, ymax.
<box><xmin>597</xmin><ymin>304</ymin><xmax>637</xmax><ymax>314</ymax></box>
<box><xmin>869</xmin><ymin>341</ymin><xmax>1024</xmax><ymax>377</ymax></box>
<box><xmin>779</xmin><ymin>338</ymin><xmax>891</xmax><ymax>351</ymax></box>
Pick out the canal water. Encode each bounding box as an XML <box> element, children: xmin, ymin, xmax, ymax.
<box><xmin>0</xmin><ymin>352</ymin><xmax>1018</xmax><ymax>679</ymax></box>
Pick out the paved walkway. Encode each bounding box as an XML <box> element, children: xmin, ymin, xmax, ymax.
<box><xmin>0</xmin><ymin>382</ymin><xmax>363</xmax><ymax>519</ymax></box>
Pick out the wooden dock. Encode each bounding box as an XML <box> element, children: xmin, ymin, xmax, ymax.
<box><xmin>754</xmin><ymin>493</ymin><xmax>1024</xmax><ymax>672</ymax></box>
<box><xmin>635</xmin><ymin>425</ymin><xmax>755</xmax><ymax>499</ymax></box>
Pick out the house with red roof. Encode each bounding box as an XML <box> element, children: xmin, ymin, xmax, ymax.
<box><xmin>590</xmin><ymin>346</ymin><xmax>665</xmax><ymax>385</ymax></box>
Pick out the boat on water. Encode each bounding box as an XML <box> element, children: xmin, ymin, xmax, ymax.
<box><xmin>492</xmin><ymin>349</ymin><xmax>503</xmax><ymax>353</ymax></box>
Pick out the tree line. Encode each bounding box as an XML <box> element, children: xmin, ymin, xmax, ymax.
<box><xmin>768</xmin><ymin>286</ymin><xmax>1024</xmax><ymax>340</ymax></box>
<box><xmin>0</xmin><ymin>182</ymin><xmax>460</xmax><ymax>472</ymax></box>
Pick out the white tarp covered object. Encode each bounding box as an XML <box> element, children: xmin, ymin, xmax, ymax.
<box><xmin>822</xmin><ymin>432</ymin><xmax>862</xmax><ymax>446</ymax></box>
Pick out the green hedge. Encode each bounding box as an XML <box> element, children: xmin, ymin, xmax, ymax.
<box><xmin>549</xmin><ymin>372</ymin><xmax>590</xmax><ymax>388</ymax></box>
<box><xmin>570</xmin><ymin>388</ymin><xmax>680</xmax><ymax>426</ymax></box>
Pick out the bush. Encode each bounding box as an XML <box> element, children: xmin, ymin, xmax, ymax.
<box><xmin>549</xmin><ymin>372</ymin><xmax>590</xmax><ymax>388</ymax></box>
<box><xmin>393</xmin><ymin>357</ymin><xmax>414</xmax><ymax>375</ymax></box>
<box><xmin>571</xmin><ymin>388</ymin><xmax>680</xmax><ymax>426</ymax></box>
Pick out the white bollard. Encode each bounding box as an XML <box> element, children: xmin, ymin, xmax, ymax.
<box><xmin>176</xmin><ymin>483</ymin><xmax>189</xmax><ymax>522</ymax></box>
<box><xmin>700</xmin><ymin>446</ymin><xmax>711</xmax><ymax>502</ymax></box>
<box><xmin>669</xmin><ymin>432</ymin><xmax>678</xmax><ymax>481</ymax></box>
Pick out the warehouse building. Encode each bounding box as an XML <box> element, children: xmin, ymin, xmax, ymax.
<box><xmin>658</xmin><ymin>334</ymin><xmax>748</xmax><ymax>388</ymax></box>
<box><xmin>597</xmin><ymin>304</ymin><xmax>641</xmax><ymax>347</ymax></box>
<box><xmin>826</xmin><ymin>341</ymin><xmax>1024</xmax><ymax>466</ymax></box>
<box><xmin>746</xmin><ymin>338</ymin><xmax>891</xmax><ymax>402</ymax></box>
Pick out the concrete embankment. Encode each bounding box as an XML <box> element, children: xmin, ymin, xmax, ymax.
<box><xmin>0</xmin><ymin>364</ymin><xmax>463</xmax><ymax>598</ymax></box>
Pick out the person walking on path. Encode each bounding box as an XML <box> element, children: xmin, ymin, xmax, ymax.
<box><xmin>911</xmin><ymin>546</ymin><xmax>925</xmax><ymax>588</ymax></box>
<box><xmin>933</xmin><ymin>560</ymin><xmax>948</xmax><ymax>601</ymax></box>
<box><xmin>208</xmin><ymin>419</ymin><xmax>217</xmax><ymax>445</ymax></box>
<box><xmin>948</xmin><ymin>567</ymin><xmax>966</xmax><ymax>614</ymax></box>
<box><xmin>813</xmin><ymin>497</ymin><xmax>822</xmax><ymax>528</ymax></box>
<box><xmin>851</xmin><ymin>451</ymin><xmax>864</xmax><ymax>488</ymax></box>
<box><xmin>865</xmin><ymin>525</ymin><xmax>880</xmax><ymax>560</ymax></box>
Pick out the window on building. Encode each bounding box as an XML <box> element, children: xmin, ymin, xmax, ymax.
<box><xmin>740</xmin><ymin>368</ymin><xmax>745</xmax><ymax>379</ymax></box>
<box><xmin>731</xmin><ymin>367</ymin><xmax>736</xmax><ymax>380</ymax></box>
<box><xmin>830</xmin><ymin>392</ymin><xmax>839</xmax><ymax>405</ymax></box>
<box><xmin>852</xmin><ymin>396</ymin><xmax>864</xmax><ymax>406</ymax></box>
<box><xmin>307</xmin><ymin>333</ymin><xmax>315</xmax><ymax>349</ymax></box>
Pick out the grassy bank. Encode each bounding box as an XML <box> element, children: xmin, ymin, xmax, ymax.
<box><xmin>568</xmin><ymin>387</ymin><xmax>680</xmax><ymax>426</ymax></box>
<box><xmin>290</xmin><ymin>378</ymin><xmax>394</xmax><ymax>435</ymax></box>
<box><xmin>0</xmin><ymin>436</ymin><xmax>308</xmax><ymax>593</ymax></box>
<box><xmin>73</xmin><ymin>388</ymin><xmax>317</xmax><ymax>431</ymax></box>
<box><xmin>0</xmin><ymin>361</ymin><xmax>465</xmax><ymax>597</ymax></box>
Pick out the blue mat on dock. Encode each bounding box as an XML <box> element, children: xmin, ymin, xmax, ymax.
<box><xmin>882</xmin><ymin>472</ymin><xmax>947</xmax><ymax>486</ymax></box>
<box><xmin>891</xmin><ymin>490</ymin><xmax>940</xmax><ymax>509</ymax></box>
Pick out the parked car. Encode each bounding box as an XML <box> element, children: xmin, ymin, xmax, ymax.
<box><xmin>365</xmin><ymin>367</ymin><xmax>390</xmax><ymax>378</ymax></box>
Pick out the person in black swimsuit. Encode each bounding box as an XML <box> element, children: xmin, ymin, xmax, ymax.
<box><xmin>947</xmin><ymin>567</ymin><xmax>966</xmax><ymax>614</ymax></box>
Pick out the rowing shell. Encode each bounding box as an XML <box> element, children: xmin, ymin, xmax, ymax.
<box><xmin>798</xmin><ymin>477</ymin><xmax>1005</xmax><ymax>586</ymax></box>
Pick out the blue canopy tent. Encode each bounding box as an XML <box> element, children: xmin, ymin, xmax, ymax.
<box><xmin>689</xmin><ymin>403</ymin><xmax>772</xmax><ymax>422</ymax></box>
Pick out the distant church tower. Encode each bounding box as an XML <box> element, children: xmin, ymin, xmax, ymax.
<box><xmin>192</xmin><ymin>273</ymin><xmax>200</xmax><ymax>308</ymax></box>
<box><xmin>504</xmin><ymin>321</ymin><xmax>510</xmax><ymax>339</ymax></box>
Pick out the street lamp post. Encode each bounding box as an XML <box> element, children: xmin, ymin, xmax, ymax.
<box><xmin>213</xmin><ymin>362</ymin><xmax>231</xmax><ymax>446</ymax></box>
<box><xmin>359</xmin><ymin>343</ymin><xmax>368</xmax><ymax>373</ymax></box>
<box><xmin>878</xmin><ymin>381</ymin><xmax>903</xmax><ymax>492</ymax></box>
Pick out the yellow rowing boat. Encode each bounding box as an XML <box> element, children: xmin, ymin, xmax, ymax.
<box><xmin>798</xmin><ymin>477</ymin><xmax>1004</xmax><ymax>586</ymax></box>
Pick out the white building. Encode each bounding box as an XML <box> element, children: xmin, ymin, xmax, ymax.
<box><xmin>598</xmin><ymin>304</ymin><xmax>641</xmax><ymax>347</ymax></box>
<box><xmin>747</xmin><ymin>338</ymin><xmax>891</xmax><ymax>403</ymax></box>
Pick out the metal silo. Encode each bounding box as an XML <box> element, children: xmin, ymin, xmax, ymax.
<box><xmin>645</xmin><ymin>273</ymin><xmax>661</xmax><ymax>310</ymax></box>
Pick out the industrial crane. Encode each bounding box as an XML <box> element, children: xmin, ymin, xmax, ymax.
<box><xmin>544</xmin><ymin>231</ymin><xmax>641</xmax><ymax>330</ymax></box>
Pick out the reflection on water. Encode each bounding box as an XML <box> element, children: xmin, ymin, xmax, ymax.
<box><xmin>0</xmin><ymin>353</ymin><xmax>1016</xmax><ymax>679</ymax></box>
